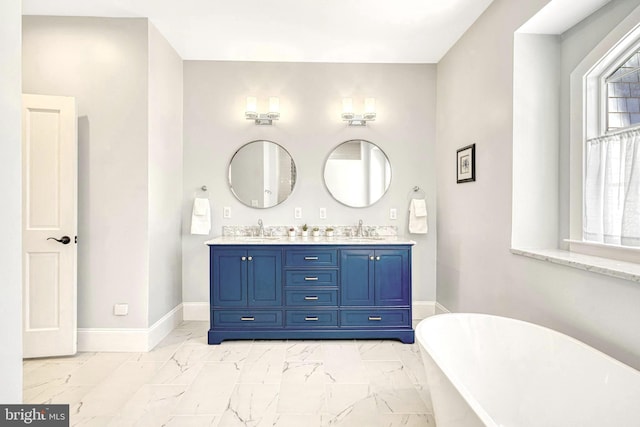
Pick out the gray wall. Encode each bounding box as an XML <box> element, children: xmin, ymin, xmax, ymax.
<box><xmin>182</xmin><ymin>61</ymin><xmax>438</xmax><ymax>304</ymax></box>
<box><xmin>23</xmin><ymin>16</ymin><xmax>183</xmax><ymax>329</ymax></box>
<box><xmin>23</xmin><ymin>16</ymin><xmax>150</xmax><ymax>329</ymax></box>
<box><xmin>0</xmin><ymin>0</ymin><xmax>23</xmax><ymax>403</ymax></box>
<box><xmin>148</xmin><ymin>24</ymin><xmax>184</xmax><ymax>325</ymax></box>
<box><xmin>436</xmin><ymin>0</ymin><xmax>640</xmax><ymax>369</ymax></box>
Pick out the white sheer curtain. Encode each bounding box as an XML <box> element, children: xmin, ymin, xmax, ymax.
<box><xmin>584</xmin><ymin>128</ymin><xmax>640</xmax><ymax>246</ymax></box>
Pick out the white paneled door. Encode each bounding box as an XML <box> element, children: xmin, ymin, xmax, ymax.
<box><xmin>22</xmin><ymin>94</ymin><xmax>77</xmax><ymax>358</ymax></box>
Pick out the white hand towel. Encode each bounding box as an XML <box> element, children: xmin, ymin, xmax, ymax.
<box><xmin>409</xmin><ymin>198</ymin><xmax>428</xmax><ymax>234</ymax></box>
<box><xmin>191</xmin><ymin>197</ymin><xmax>211</xmax><ymax>235</ymax></box>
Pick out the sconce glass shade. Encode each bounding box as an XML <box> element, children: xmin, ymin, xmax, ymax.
<box><xmin>341</xmin><ymin>98</ymin><xmax>354</xmax><ymax>120</ymax></box>
<box><xmin>267</xmin><ymin>97</ymin><xmax>280</xmax><ymax>119</ymax></box>
<box><xmin>363</xmin><ymin>98</ymin><xmax>376</xmax><ymax>120</ymax></box>
<box><xmin>341</xmin><ymin>97</ymin><xmax>375</xmax><ymax>126</ymax></box>
<box><xmin>245</xmin><ymin>96</ymin><xmax>280</xmax><ymax>125</ymax></box>
<box><xmin>245</xmin><ymin>96</ymin><xmax>258</xmax><ymax>119</ymax></box>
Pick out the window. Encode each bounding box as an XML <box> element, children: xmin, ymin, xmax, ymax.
<box><xmin>584</xmin><ymin>41</ymin><xmax>640</xmax><ymax>248</ymax></box>
<box><xmin>605</xmin><ymin>50</ymin><xmax>640</xmax><ymax>132</ymax></box>
<box><xmin>512</xmin><ymin>3</ymin><xmax>640</xmax><ymax>275</ymax></box>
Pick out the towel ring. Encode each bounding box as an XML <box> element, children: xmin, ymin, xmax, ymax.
<box><xmin>409</xmin><ymin>186</ymin><xmax>426</xmax><ymax>199</ymax></box>
<box><xmin>194</xmin><ymin>185</ymin><xmax>209</xmax><ymax>198</ymax></box>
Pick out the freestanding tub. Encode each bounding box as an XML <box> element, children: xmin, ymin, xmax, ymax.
<box><xmin>416</xmin><ymin>313</ymin><xmax>640</xmax><ymax>427</ymax></box>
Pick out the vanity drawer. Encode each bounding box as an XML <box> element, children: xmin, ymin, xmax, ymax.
<box><xmin>285</xmin><ymin>290</ymin><xmax>338</xmax><ymax>306</ymax></box>
<box><xmin>286</xmin><ymin>310</ymin><xmax>338</xmax><ymax>327</ymax></box>
<box><xmin>213</xmin><ymin>310</ymin><xmax>283</xmax><ymax>328</ymax></box>
<box><xmin>285</xmin><ymin>249</ymin><xmax>338</xmax><ymax>267</ymax></box>
<box><xmin>340</xmin><ymin>309</ymin><xmax>411</xmax><ymax>327</ymax></box>
<box><xmin>285</xmin><ymin>270</ymin><xmax>338</xmax><ymax>286</ymax></box>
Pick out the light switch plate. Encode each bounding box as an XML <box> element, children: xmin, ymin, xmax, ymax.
<box><xmin>294</xmin><ymin>207</ymin><xmax>302</xmax><ymax>219</ymax></box>
<box><xmin>223</xmin><ymin>206</ymin><xmax>231</xmax><ymax>218</ymax></box>
<box><xmin>319</xmin><ymin>207</ymin><xmax>327</xmax><ymax>219</ymax></box>
<box><xmin>390</xmin><ymin>208</ymin><xmax>397</xmax><ymax>220</ymax></box>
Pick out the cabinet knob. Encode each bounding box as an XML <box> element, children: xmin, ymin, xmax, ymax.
<box><xmin>369</xmin><ymin>256</ymin><xmax>374</xmax><ymax>260</ymax></box>
<box><xmin>241</xmin><ymin>256</ymin><xmax>247</xmax><ymax>261</ymax></box>
<box><xmin>248</xmin><ymin>256</ymin><xmax>253</xmax><ymax>261</ymax></box>
<box><xmin>376</xmin><ymin>256</ymin><xmax>381</xmax><ymax>261</ymax></box>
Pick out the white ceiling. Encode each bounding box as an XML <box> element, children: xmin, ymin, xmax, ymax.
<box><xmin>518</xmin><ymin>0</ymin><xmax>612</xmax><ymax>34</ymax></box>
<box><xmin>21</xmin><ymin>0</ymin><xmax>496</xmax><ymax>63</ymax></box>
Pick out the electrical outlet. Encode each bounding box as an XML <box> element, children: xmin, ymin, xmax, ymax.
<box><xmin>223</xmin><ymin>206</ymin><xmax>231</xmax><ymax>218</ymax></box>
<box><xmin>114</xmin><ymin>303</ymin><xmax>128</xmax><ymax>316</ymax></box>
<box><xmin>390</xmin><ymin>208</ymin><xmax>397</xmax><ymax>220</ymax></box>
<box><xmin>319</xmin><ymin>207</ymin><xmax>327</xmax><ymax>219</ymax></box>
<box><xmin>294</xmin><ymin>207</ymin><xmax>302</xmax><ymax>219</ymax></box>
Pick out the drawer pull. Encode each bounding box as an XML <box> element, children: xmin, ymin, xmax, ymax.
<box><xmin>305</xmin><ymin>316</ymin><xmax>319</xmax><ymax>321</ymax></box>
<box><xmin>304</xmin><ymin>296</ymin><xmax>319</xmax><ymax>300</ymax></box>
<box><xmin>304</xmin><ymin>256</ymin><xmax>319</xmax><ymax>260</ymax></box>
<box><xmin>240</xmin><ymin>316</ymin><xmax>255</xmax><ymax>321</ymax></box>
<box><xmin>304</xmin><ymin>277</ymin><xmax>319</xmax><ymax>281</ymax></box>
<box><xmin>368</xmin><ymin>316</ymin><xmax>382</xmax><ymax>321</ymax></box>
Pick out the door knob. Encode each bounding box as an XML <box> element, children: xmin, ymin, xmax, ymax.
<box><xmin>47</xmin><ymin>236</ymin><xmax>71</xmax><ymax>245</ymax></box>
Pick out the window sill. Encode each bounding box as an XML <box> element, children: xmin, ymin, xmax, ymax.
<box><xmin>511</xmin><ymin>247</ymin><xmax>640</xmax><ymax>283</ymax></box>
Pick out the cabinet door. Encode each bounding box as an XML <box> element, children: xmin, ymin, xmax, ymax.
<box><xmin>247</xmin><ymin>249</ymin><xmax>282</xmax><ymax>306</ymax></box>
<box><xmin>340</xmin><ymin>249</ymin><xmax>375</xmax><ymax>306</ymax></box>
<box><xmin>374</xmin><ymin>249</ymin><xmax>410</xmax><ymax>306</ymax></box>
<box><xmin>212</xmin><ymin>249</ymin><xmax>247</xmax><ymax>307</ymax></box>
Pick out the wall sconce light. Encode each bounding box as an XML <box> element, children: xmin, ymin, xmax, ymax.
<box><xmin>341</xmin><ymin>97</ymin><xmax>376</xmax><ymax>126</ymax></box>
<box><xmin>245</xmin><ymin>96</ymin><xmax>280</xmax><ymax>125</ymax></box>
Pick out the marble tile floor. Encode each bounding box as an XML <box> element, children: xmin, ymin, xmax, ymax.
<box><xmin>23</xmin><ymin>321</ymin><xmax>435</xmax><ymax>427</ymax></box>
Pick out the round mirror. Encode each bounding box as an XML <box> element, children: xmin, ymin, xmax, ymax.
<box><xmin>228</xmin><ymin>140</ymin><xmax>297</xmax><ymax>208</ymax></box>
<box><xmin>323</xmin><ymin>140</ymin><xmax>391</xmax><ymax>207</ymax></box>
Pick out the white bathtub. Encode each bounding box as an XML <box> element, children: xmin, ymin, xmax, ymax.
<box><xmin>416</xmin><ymin>313</ymin><xmax>640</xmax><ymax>427</ymax></box>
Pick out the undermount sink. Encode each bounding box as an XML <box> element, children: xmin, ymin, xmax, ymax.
<box><xmin>348</xmin><ymin>236</ymin><xmax>387</xmax><ymax>241</ymax></box>
<box><xmin>241</xmin><ymin>236</ymin><xmax>281</xmax><ymax>241</ymax></box>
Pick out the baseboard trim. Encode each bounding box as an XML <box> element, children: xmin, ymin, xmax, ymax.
<box><xmin>412</xmin><ymin>301</ymin><xmax>436</xmax><ymax>319</ymax></box>
<box><xmin>78</xmin><ymin>304</ymin><xmax>184</xmax><ymax>352</ymax></box>
<box><xmin>148</xmin><ymin>304</ymin><xmax>184</xmax><ymax>350</ymax></box>
<box><xmin>183</xmin><ymin>302</ymin><xmax>209</xmax><ymax>321</ymax></box>
<box><xmin>435</xmin><ymin>302</ymin><xmax>450</xmax><ymax>314</ymax></box>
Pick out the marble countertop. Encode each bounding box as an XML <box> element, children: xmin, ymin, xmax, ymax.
<box><xmin>205</xmin><ymin>235</ymin><xmax>416</xmax><ymax>246</ymax></box>
<box><xmin>511</xmin><ymin>247</ymin><xmax>640</xmax><ymax>283</ymax></box>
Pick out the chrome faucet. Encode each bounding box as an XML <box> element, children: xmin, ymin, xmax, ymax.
<box><xmin>356</xmin><ymin>219</ymin><xmax>364</xmax><ymax>237</ymax></box>
<box><xmin>258</xmin><ymin>219</ymin><xmax>264</xmax><ymax>237</ymax></box>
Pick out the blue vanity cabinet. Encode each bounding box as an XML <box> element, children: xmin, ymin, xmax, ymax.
<box><xmin>340</xmin><ymin>248</ymin><xmax>412</xmax><ymax>333</ymax></box>
<box><xmin>210</xmin><ymin>246</ymin><xmax>283</xmax><ymax>344</ymax></box>
<box><xmin>208</xmin><ymin>243</ymin><xmax>414</xmax><ymax>344</ymax></box>
<box><xmin>340</xmin><ymin>248</ymin><xmax>410</xmax><ymax>306</ymax></box>
<box><xmin>211</xmin><ymin>247</ymin><xmax>282</xmax><ymax>307</ymax></box>
<box><xmin>283</xmin><ymin>248</ymin><xmax>340</xmax><ymax>329</ymax></box>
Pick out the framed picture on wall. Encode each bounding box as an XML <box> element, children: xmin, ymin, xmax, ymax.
<box><xmin>456</xmin><ymin>144</ymin><xmax>476</xmax><ymax>183</ymax></box>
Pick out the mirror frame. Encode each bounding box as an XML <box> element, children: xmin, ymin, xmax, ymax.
<box><xmin>228</xmin><ymin>140</ymin><xmax>297</xmax><ymax>209</ymax></box>
<box><xmin>323</xmin><ymin>139</ymin><xmax>392</xmax><ymax>208</ymax></box>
